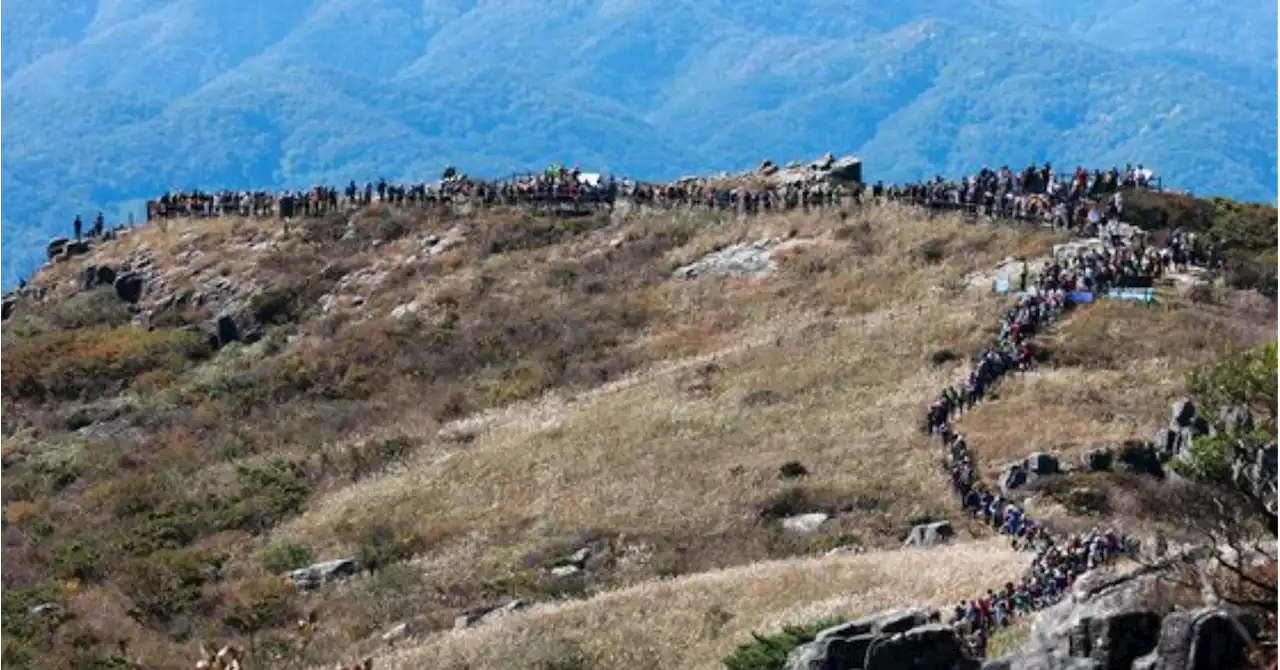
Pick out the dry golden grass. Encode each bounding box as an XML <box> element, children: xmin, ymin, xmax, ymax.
<box><xmin>375</xmin><ymin>539</ymin><xmax>1027</xmax><ymax>670</ymax></box>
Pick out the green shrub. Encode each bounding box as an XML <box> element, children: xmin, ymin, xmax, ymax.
<box><xmin>1186</xmin><ymin>342</ymin><xmax>1277</xmax><ymax>428</ymax></box>
<box><xmin>356</xmin><ymin>523</ymin><xmax>424</xmax><ymax>572</ymax></box>
<box><xmin>261</xmin><ymin>542</ymin><xmax>316</xmax><ymax>574</ymax></box>
<box><xmin>222</xmin><ymin>576</ymin><xmax>298</xmax><ymax>636</ymax></box>
<box><xmin>50</xmin><ymin>289</ymin><xmax>133</xmax><ymax>330</ymax></box>
<box><xmin>117</xmin><ymin>548</ymin><xmax>218</xmax><ymax>625</ymax></box>
<box><xmin>722</xmin><ymin>617</ymin><xmax>845</xmax><ymax>670</ymax></box>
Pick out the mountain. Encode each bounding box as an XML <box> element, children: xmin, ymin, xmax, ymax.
<box><xmin>2</xmin><ymin>0</ymin><xmax>1276</xmax><ymax>287</ymax></box>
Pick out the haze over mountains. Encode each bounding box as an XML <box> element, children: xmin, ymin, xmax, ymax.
<box><xmin>3</xmin><ymin>0</ymin><xmax>1277</xmax><ymax>287</ymax></box>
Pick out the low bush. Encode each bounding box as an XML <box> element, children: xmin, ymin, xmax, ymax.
<box><xmin>2</xmin><ymin>327</ymin><xmax>212</xmax><ymax>403</ymax></box>
<box><xmin>261</xmin><ymin>542</ymin><xmax>316</xmax><ymax>575</ymax></box>
<box><xmin>722</xmin><ymin>617</ymin><xmax>845</xmax><ymax>670</ymax></box>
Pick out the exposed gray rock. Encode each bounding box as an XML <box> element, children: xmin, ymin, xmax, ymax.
<box><xmin>47</xmin><ymin>237</ymin><xmax>70</xmax><ymax>260</ymax></box>
<box><xmin>82</xmin><ymin>264</ymin><xmax>118</xmax><ymax>290</ymax></box>
<box><xmin>454</xmin><ymin>599</ymin><xmax>530</xmax><ymax>631</ymax></box>
<box><xmin>1218</xmin><ymin>405</ymin><xmax>1255</xmax><ymax>434</ymax></box>
<box><xmin>1081</xmin><ymin>448</ymin><xmax>1114</xmax><ymax>472</ymax></box>
<box><xmin>1000</xmin><ymin>464</ymin><xmax>1030</xmax><ymax>496</ymax></box>
<box><xmin>903</xmin><ymin>521</ymin><xmax>955</xmax><ymax>548</ymax></box>
<box><xmin>287</xmin><ymin>557</ymin><xmax>360</xmax><ymax>591</ymax></box>
<box><xmin>782</xmin><ymin>512</ymin><xmax>830</xmax><ymax>534</ymax></box>
<box><xmin>785</xmin><ymin>608</ymin><xmax>944</xmax><ymax>670</ymax></box>
<box><xmin>1025</xmin><ymin>452</ymin><xmax>1061</xmax><ymax>475</ymax></box>
<box><xmin>549</xmin><ymin>564</ymin><xmax>581</xmax><ymax>578</ymax></box>
<box><xmin>1117</xmin><ymin>440</ymin><xmax>1164</xmax><ymax>478</ymax></box>
<box><xmin>380</xmin><ymin>621</ymin><xmax>409</xmax><ymax>644</ymax></box>
<box><xmin>214</xmin><ymin>313</ymin><xmax>240</xmax><ymax>346</ymax></box>
<box><xmin>1231</xmin><ymin>441</ymin><xmax>1278</xmax><ymax>518</ymax></box>
<box><xmin>864</xmin><ymin>623</ymin><xmax>980</xmax><ymax>670</ymax></box>
<box><xmin>114</xmin><ymin>273</ymin><xmax>146</xmax><ymax>304</ymax></box>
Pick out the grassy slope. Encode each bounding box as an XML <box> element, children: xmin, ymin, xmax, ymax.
<box><xmin>1</xmin><ymin>198</ymin><xmax>1273</xmax><ymax>669</ymax></box>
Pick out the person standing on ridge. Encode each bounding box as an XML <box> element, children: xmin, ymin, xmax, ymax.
<box><xmin>73</xmin><ymin>215</ymin><xmax>83</xmax><ymax>241</ymax></box>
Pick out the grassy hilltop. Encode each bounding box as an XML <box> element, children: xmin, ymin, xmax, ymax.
<box><xmin>1</xmin><ymin>189</ymin><xmax>1274</xmax><ymax>669</ymax></box>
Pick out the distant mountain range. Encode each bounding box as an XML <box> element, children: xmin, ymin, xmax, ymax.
<box><xmin>3</xmin><ymin>0</ymin><xmax>1276</xmax><ymax>287</ymax></box>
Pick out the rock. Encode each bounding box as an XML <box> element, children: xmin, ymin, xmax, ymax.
<box><xmin>466</xmin><ymin>599</ymin><xmax>529</xmax><ymax>627</ymax></box>
<box><xmin>1170</xmin><ymin>399</ymin><xmax>1197</xmax><ymax>428</ymax></box>
<box><xmin>785</xmin><ymin>634</ymin><xmax>875</xmax><ymax>670</ymax></box>
<box><xmin>214</xmin><ymin>313</ymin><xmax>240</xmax><ymax>346</ymax></box>
<box><xmin>673</xmin><ymin>240</ymin><xmax>779</xmax><ymax>279</ymax></box>
<box><xmin>813</xmin><ymin>152</ymin><xmax>836</xmax><ymax>170</ymax></box>
<box><xmin>903</xmin><ymin>521</ymin><xmax>954</xmax><ymax>548</ymax></box>
<box><xmin>29</xmin><ymin>602</ymin><xmax>61</xmax><ymax>616</ymax></box>
<box><xmin>566</xmin><ymin>547</ymin><xmax>592</xmax><ymax>566</ymax></box>
<box><xmin>46</xmin><ymin>237</ymin><xmax>69</xmax><ymax>260</ymax></box>
<box><xmin>1082</xmin><ymin>447</ymin><xmax>1114</xmax><ymax>472</ymax></box>
<box><xmin>785</xmin><ymin>608</ymin><xmax>942</xmax><ymax>670</ymax></box>
<box><xmin>1000</xmin><ymin>464</ymin><xmax>1030</xmax><ymax>496</ymax></box>
<box><xmin>827</xmin><ymin>157</ymin><xmax>863</xmax><ymax>183</ymax></box>
<box><xmin>1218</xmin><ymin>405</ymin><xmax>1255</xmax><ymax>434</ymax></box>
<box><xmin>82</xmin><ymin>265</ymin><xmax>118</xmax><ymax>290</ymax></box>
<box><xmin>778</xmin><ymin>461</ymin><xmax>809</xmax><ymax>479</ymax></box>
<box><xmin>864</xmin><ymin>623</ymin><xmax>980</xmax><ymax>670</ymax></box>
<box><xmin>287</xmin><ymin>557</ymin><xmax>360</xmax><ymax>591</ymax></box>
<box><xmin>1231</xmin><ymin>441</ymin><xmax>1278</xmax><ymax>517</ymax></box>
<box><xmin>390</xmin><ymin>301</ymin><xmax>422</xmax><ymax>320</ymax></box>
<box><xmin>1025</xmin><ymin>452</ymin><xmax>1061</xmax><ymax>475</ymax></box>
<box><xmin>758</xmin><ymin>159</ymin><xmax>778</xmax><ymax>175</ymax></box>
<box><xmin>114</xmin><ymin>273</ymin><xmax>146</xmax><ymax>304</ymax></box>
<box><xmin>381</xmin><ymin>621</ymin><xmax>409</xmax><ymax>644</ymax></box>
<box><xmin>63</xmin><ymin>241</ymin><xmax>91</xmax><ymax>258</ymax></box>
<box><xmin>1118</xmin><ymin>440</ymin><xmax>1164</xmax><ymax>478</ymax></box>
<box><xmin>781</xmin><ymin>512</ymin><xmax>830</xmax><ymax>534</ymax></box>
<box><xmin>2</xmin><ymin>298</ymin><xmax>14</xmax><ymax>322</ymax></box>
<box><xmin>1134</xmin><ymin>607</ymin><xmax>1251</xmax><ymax>670</ymax></box>
<box><xmin>549</xmin><ymin>565</ymin><xmax>581</xmax><ymax>578</ymax></box>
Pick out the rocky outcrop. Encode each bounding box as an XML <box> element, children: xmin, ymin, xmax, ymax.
<box><xmin>287</xmin><ymin>557</ymin><xmax>360</xmax><ymax>591</ymax></box>
<box><xmin>784</xmin><ymin>608</ymin><xmax>967</xmax><ymax>670</ymax></box>
<box><xmin>672</xmin><ymin>236</ymin><xmax>811</xmax><ymax>280</ymax></box>
<box><xmin>114</xmin><ymin>272</ymin><xmax>146</xmax><ymax>304</ymax></box>
<box><xmin>1231</xmin><ymin>440</ymin><xmax>1277</xmax><ymax>518</ymax></box>
<box><xmin>1158</xmin><ymin>398</ymin><xmax>1213</xmax><ymax>459</ymax></box>
<box><xmin>982</xmin><ymin>570</ymin><xmax>1257</xmax><ymax>670</ymax></box>
<box><xmin>903</xmin><ymin>521</ymin><xmax>955</xmax><ymax>548</ymax></box>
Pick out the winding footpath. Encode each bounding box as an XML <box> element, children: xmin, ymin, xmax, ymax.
<box><xmin>919</xmin><ymin>239</ymin><xmax>1149</xmax><ymax>656</ymax></box>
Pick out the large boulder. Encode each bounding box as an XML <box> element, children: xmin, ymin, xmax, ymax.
<box><xmin>1231</xmin><ymin>441</ymin><xmax>1278</xmax><ymax>517</ymax></box>
<box><xmin>903</xmin><ymin>521</ymin><xmax>955</xmax><ymax>548</ymax></box>
<box><xmin>114</xmin><ymin>273</ymin><xmax>146</xmax><ymax>304</ymax></box>
<box><xmin>999</xmin><ymin>464</ymin><xmax>1030</xmax><ymax>496</ymax></box>
<box><xmin>82</xmin><ymin>265</ymin><xmax>118</xmax><ymax>290</ymax></box>
<box><xmin>46</xmin><ymin>237</ymin><xmax>70</xmax><ymax>260</ymax></box>
<box><xmin>287</xmin><ymin>557</ymin><xmax>360</xmax><ymax>591</ymax></box>
<box><xmin>864</xmin><ymin>624</ymin><xmax>980</xmax><ymax>670</ymax></box>
<box><xmin>784</xmin><ymin>608</ymin><xmax>943</xmax><ymax>670</ymax></box>
<box><xmin>1218</xmin><ymin>406</ymin><xmax>1255</xmax><ymax>434</ymax></box>
<box><xmin>827</xmin><ymin>157</ymin><xmax>863</xmax><ymax>183</ymax></box>
<box><xmin>1081</xmin><ymin>447</ymin><xmax>1114</xmax><ymax>472</ymax></box>
<box><xmin>1131</xmin><ymin>607</ymin><xmax>1251</xmax><ymax>670</ymax></box>
<box><xmin>1117</xmin><ymin>440</ymin><xmax>1164</xmax><ymax>478</ymax></box>
<box><xmin>1025</xmin><ymin>452</ymin><xmax>1061</xmax><ymax>475</ymax></box>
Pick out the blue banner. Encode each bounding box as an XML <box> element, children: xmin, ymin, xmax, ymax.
<box><xmin>993</xmin><ymin>277</ymin><xmax>1012</xmax><ymax>295</ymax></box>
<box><xmin>1106</xmin><ymin>288</ymin><xmax>1155</xmax><ymax>303</ymax></box>
<box><xmin>1068</xmin><ymin>291</ymin><xmax>1095</xmax><ymax>304</ymax></box>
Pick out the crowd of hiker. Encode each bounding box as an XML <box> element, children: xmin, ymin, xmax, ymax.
<box><xmin>120</xmin><ymin>161</ymin><xmax>1160</xmax><ymax>227</ymax></box>
<box><xmin>872</xmin><ymin>163</ymin><xmax>1158</xmax><ymax>232</ymax></box>
<box><xmin>922</xmin><ymin>286</ymin><xmax>1136</xmax><ymax>656</ymax></box>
